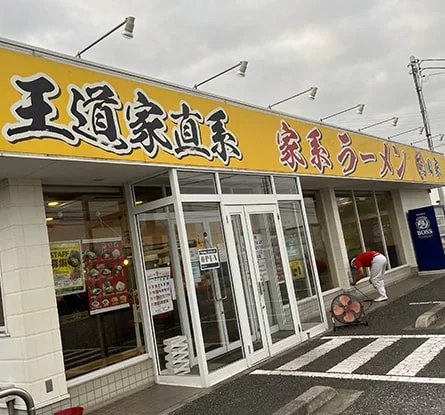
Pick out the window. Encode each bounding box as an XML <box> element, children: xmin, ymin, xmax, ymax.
<box><xmin>336</xmin><ymin>190</ymin><xmax>405</xmax><ymax>269</ymax></box>
<box><xmin>44</xmin><ymin>188</ymin><xmax>145</xmax><ymax>379</ymax></box>
<box><xmin>0</xmin><ymin>271</ymin><xmax>5</xmax><ymax>331</ymax></box>
<box><xmin>138</xmin><ymin>204</ymin><xmax>200</xmax><ymax>376</ymax></box>
<box><xmin>355</xmin><ymin>192</ymin><xmax>385</xmax><ymax>254</ymax></box>
<box><xmin>279</xmin><ymin>200</ymin><xmax>324</xmax><ymax>328</ymax></box>
<box><xmin>376</xmin><ymin>192</ymin><xmax>405</xmax><ymax>267</ymax></box>
<box><xmin>274</xmin><ymin>177</ymin><xmax>298</xmax><ymax>195</ymax></box>
<box><xmin>303</xmin><ymin>193</ymin><xmax>334</xmax><ymax>291</ymax></box>
<box><xmin>178</xmin><ymin>171</ymin><xmax>216</xmax><ymax>194</ymax></box>
<box><xmin>336</xmin><ymin>194</ymin><xmax>362</xmax><ymax>261</ymax></box>
<box><xmin>219</xmin><ymin>174</ymin><xmax>272</xmax><ymax>194</ymax></box>
<box><xmin>134</xmin><ymin>171</ymin><xmax>171</xmax><ymax>205</ymax></box>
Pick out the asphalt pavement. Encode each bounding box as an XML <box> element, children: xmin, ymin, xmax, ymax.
<box><xmin>170</xmin><ymin>273</ymin><xmax>445</xmax><ymax>415</ymax></box>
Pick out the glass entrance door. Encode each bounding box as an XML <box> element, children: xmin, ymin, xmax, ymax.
<box><xmin>181</xmin><ymin>205</ymin><xmax>243</xmax><ymax>369</ymax></box>
<box><xmin>138</xmin><ymin>204</ymin><xmax>244</xmax><ymax>377</ymax></box>
<box><xmin>278</xmin><ymin>200</ymin><xmax>326</xmax><ymax>334</ymax></box>
<box><xmin>223</xmin><ymin>205</ymin><xmax>300</xmax><ymax>366</ymax></box>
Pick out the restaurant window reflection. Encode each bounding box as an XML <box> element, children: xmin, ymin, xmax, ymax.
<box><xmin>336</xmin><ymin>193</ymin><xmax>362</xmax><ymax>261</ymax></box>
<box><xmin>355</xmin><ymin>192</ymin><xmax>385</xmax><ymax>255</ymax></box>
<box><xmin>335</xmin><ymin>190</ymin><xmax>405</xmax><ymax>270</ymax></box>
<box><xmin>376</xmin><ymin>192</ymin><xmax>404</xmax><ymax>267</ymax></box>
<box><xmin>279</xmin><ymin>200</ymin><xmax>325</xmax><ymax>328</ymax></box>
<box><xmin>44</xmin><ymin>188</ymin><xmax>145</xmax><ymax>379</ymax></box>
<box><xmin>303</xmin><ymin>193</ymin><xmax>335</xmax><ymax>291</ymax></box>
<box><xmin>133</xmin><ymin>171</ymin><xmax>172</xmax><ymax>206</ymax></box>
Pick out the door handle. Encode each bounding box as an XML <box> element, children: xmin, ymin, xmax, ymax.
<box><xmin>258</xmin><ymin>281</ymin><xmax>264</xmax><ymax>296</ymax></box>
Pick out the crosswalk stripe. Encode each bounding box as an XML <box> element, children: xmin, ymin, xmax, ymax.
<box><xmin>387</xmin><ymin>337</ymin><xmax>445</xmax><ymax>376</ymax></box>
<box><xmin>327</xmin><ymin>337</ymin><xmax>398</xmax><ymax>374</ymax></box>
<box><xmin>278</xmin><ymin>338</ymin><xmax>351</xmax><ymax>371</ymax></box>
<box><xmin>322</xmin><ymin>335</ymin><xmax>445</xmax><ymax>339</ymax></box>
<box><xmin>252</xmin><ymin>369</ymin><xmax>445</xmax><ymax>384</ymax></box>
<box><xmin>260</xmin><ymin>335</ymin><xmax>445</xmax><ymax>384</ymax></box>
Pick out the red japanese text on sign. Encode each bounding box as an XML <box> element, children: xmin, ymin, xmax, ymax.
<box><xmin>306</xmin><ymin>127</ymin><xmax>332</xmax><ymax>174</ymax></box>
<box><xmin>392</xmin><ymin>144</ymin><xmax>406</xmax><ymax>180</ymax></box>
<box><xmin>379</xmin><ymin>142</ymin><xmax>394</xmax><ymax>178</ymax></box>
<box><xmin>337</xmin><ymin>132</ymin><xmax>358</xmax><ymax>176</ymax></box>
<box><xmin>276</xmin><ymin>120</ymin><xmax>307</xmax><ymax>171</ymax></box>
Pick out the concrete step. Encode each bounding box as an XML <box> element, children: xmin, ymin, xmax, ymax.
<box><xmin>313</xmin><ymin>389</ymin><xmax>363</xmax><ymax>415</ymax></box>
<box><xmin>415</xmin><ymin>302</ymin><xmax>445</xmax><ymax>328</ymax></box>
<box><xmin>272</xmin><ymin>386</ymin><xmax>362</xmax><ymax>415</ymax></box>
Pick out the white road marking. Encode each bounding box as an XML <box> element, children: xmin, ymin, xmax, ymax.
<box><xmin>252</xmin><ymin>335</ymin><xmax>445</xmax><ymax>384</ymax></box>
<box><xmin>322</xmin><ymin>335</ymin><xmax>445</xmax><ymax>339</ymax></box>
<box><xmin>387</xmin><ymin>337</ymin><xmax>445</xmax><ymax>376</ymax></box>
<box><xmin>327</xmin><ymin>337</ymin><xmax>398</xmax><ymax>374</ymax></box>
<box><xmin>278</xmin><ymin>338</ymin><xmax>351</xmax><ymax>371</ymax></box>
<box><xmin>409</xmin><ymin>301</ymin><xmax>444</xmax><ymax>305</ymax></box>
<box><xmin>252</xmin><ymin>369</ymin><xmax>445</xmax><ymax>384</ymax></box>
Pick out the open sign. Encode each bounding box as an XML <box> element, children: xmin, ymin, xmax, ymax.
<box><xmin>198</xmin><ymin>248</ymin><xmax>220</xmax><ymax>270</ymax></box>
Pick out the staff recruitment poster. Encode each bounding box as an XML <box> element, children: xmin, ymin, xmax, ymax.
<box><xmin>50</xmin><ymin>240</ymin><xmax>85</xmax><ymax>296</ymax></box>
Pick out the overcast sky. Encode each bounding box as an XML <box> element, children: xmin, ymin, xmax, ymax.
<box><xmin>2</xmin><ymin>0</ymin><xmax>445</xmax><ymax>150</ymax></box>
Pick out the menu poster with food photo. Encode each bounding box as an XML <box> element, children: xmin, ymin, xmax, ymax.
<box><xmin>146</xmin><ymin>267</ymin><xmax>174</xmax><ymax>316</ymax></box>
<box><xmin>82</xmin><ymin>238</ymin><xmax>130</xmax><ymax>315</ymax></box>
<box><xmin>50</xmin><ymin>241</ymin><xmax>85</xmax><ymax>296</ymax></box>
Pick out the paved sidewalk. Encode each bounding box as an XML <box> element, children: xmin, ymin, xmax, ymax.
<box><xmin>88</xmin><ymin>272</ymin><xmax>445</xmax><ymax>415</ymax></box>
<box><xmin>87</xmin><ymin>385</ymin><xmax>203</xmax><ymax>415</ymax></box>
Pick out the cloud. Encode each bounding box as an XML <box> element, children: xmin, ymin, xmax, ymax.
<box><xmin>1</xmin><ymin>0</ymin><xmax>445</xmax><ymax>146</ymax></box>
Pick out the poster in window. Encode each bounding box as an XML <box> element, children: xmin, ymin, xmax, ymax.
<box><xmin>189</xmin><ymin>247</ymin><xmax>202</xmax><ymax>283</ymax></box>
<box><xmin>254</xmin><ymin>234</ymin><xmax>269</xmax><ymax>281</ymax></box>
<box><xmin>50</xmin><ymin>240</ymin><xmax>85</xmax><ymax>296</ymax></box>
<box><xmin>82</xmin><ymin>238</ymin><xmax>130</xmax><ymax>315</ymax></box>
<box><xmin>146</xmin><ymin>267</ymin><xmax>174</xmax><ymax>316</ymax></box>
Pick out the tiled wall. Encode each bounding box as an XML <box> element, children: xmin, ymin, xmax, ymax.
<box><xmin>0</xmin><ymin>358</ymin><xmax>154</xmax><ymax>414</ymax></box>
<box><xmin>11</xmin><ymin>359</ymin><xmax>156</xmax><ymax>415</ymax></box>
<box><xmin>72</xmin><ymin>359</ymin><xmax>154</xmax><ymax>414</ymax></box>
<box><xmin>0</xmin><ymin>179</ymin><xmax>68</xmax><ymax>409</ymax></box>
<box><xmin>64</xmin><ymin>359</ymin><xmax>153</xmax><ymax>414</ymax></box>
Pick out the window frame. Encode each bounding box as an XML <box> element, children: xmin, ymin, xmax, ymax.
<box><xmin>302</xmin><ymin>191</ymin><xmax>336</xmax><ymax>291</ymax></box>
<box><xmin>43</xmin><ymin>186</ymin><xmax>146</xmax><ymax>379</ymax></box>
<box><xmin>335</xmin><ymin>189</ymin><xmax>403</xmax><ymax>270</ymax></box>
<box><xmin>0</xmin><ymin>261</ymin><xmax>7</xmax><ymax>334</ymax></box>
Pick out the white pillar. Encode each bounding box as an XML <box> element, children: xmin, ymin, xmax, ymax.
<box><xmin>438</xmin><ymin>186</ymin><xmax>445</xmax><ymax>206</ymax></box>
<box><xmin>318</xmin><ymin>188</ymin><xmax>351</xmax><ymax>289</ymax></box>
<box><xmin>0</xmin><ymin>179</ymin><xmax>68</xmax><ymax>409</ymax></box>
<box><xmin>393</xmin><ymin>188</ymin><xmax>435</xmax><ymax>268</ymax></box>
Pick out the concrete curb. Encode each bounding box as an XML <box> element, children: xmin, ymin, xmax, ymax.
<box><xmin>415</xmin><ymin>302</ymin><xmax>445</xmax><ymax>328</ymax></box>
<box><xmin>272</xmin><ymin>386</ymin><xmax>338</xmax><ymax>415</ymax></box>
<box><xmin>314</xmin><ymin>389</ymin><xmax>363</xmax><ymax>415</ymax></box>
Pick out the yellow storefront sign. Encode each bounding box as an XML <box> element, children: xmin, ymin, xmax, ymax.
<box><xmin>0</xmin><ymin>44</ymin><xmax>444</xmax><ymax>184</ymax></box>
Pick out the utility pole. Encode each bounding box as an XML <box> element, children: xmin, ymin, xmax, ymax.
<box><xmin>409</xmin><ymin>56</ymin><xmax>434</xmax><ymax>150</ymax></box>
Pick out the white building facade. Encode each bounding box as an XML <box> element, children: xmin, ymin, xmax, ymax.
<box><xmin>0</xmin><ymin>39</ymin><xmax>443</xmax><ymax>414</ymax></box>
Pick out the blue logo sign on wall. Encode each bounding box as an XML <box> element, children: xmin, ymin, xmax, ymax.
<box><xmin>415</xmin><ymin>215</ymin><xmax>433</xmax><ymax>238</ymax></box>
